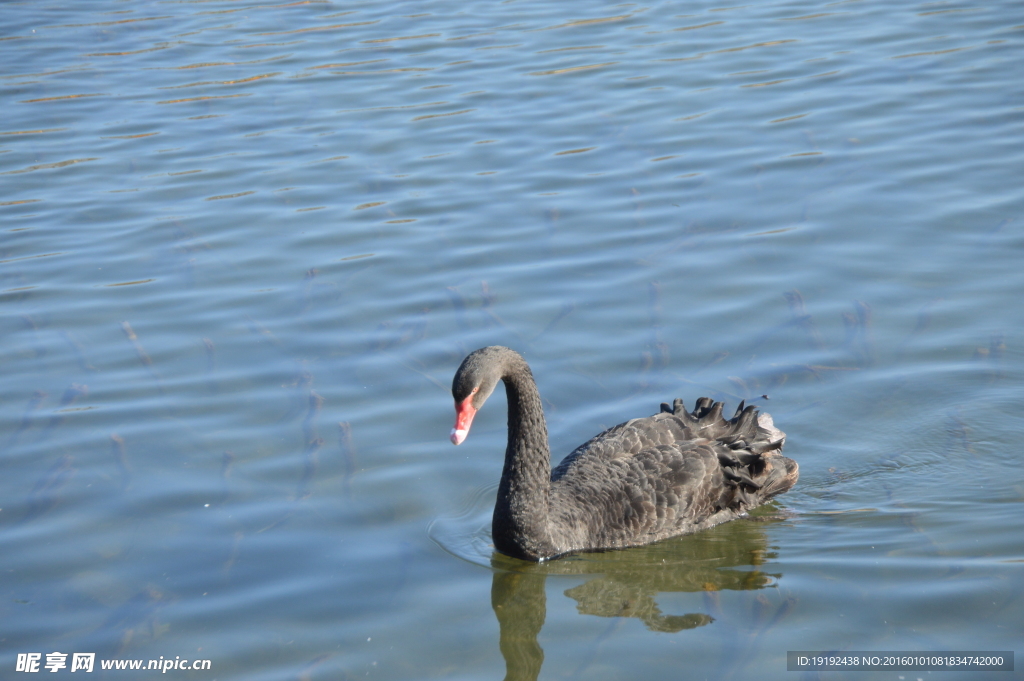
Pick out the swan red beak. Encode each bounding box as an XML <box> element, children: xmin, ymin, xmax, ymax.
<box><xmin>451</xmin><ymin>395</ymin><xmax>477</xmax><ymax>445</ymax></box>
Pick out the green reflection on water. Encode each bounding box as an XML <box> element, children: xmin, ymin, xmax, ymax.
<box><xmin>490</xmin><ymin>510</ymin><xmax>788</xmax><ymax>680</ymax></box>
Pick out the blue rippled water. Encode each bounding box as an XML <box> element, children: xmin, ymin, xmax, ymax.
<box><xmin>2</xmin><ymin>1</ymin><xmax>1022</xmax><ymax>679</ymax></box>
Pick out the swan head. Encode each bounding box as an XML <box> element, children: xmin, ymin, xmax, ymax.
<box><xmin>450</xmin><ymin>346</ymin><xmax>511</xmax><ymax>445</ymax></box>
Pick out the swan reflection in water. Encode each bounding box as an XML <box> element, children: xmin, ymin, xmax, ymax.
<box><xmin>488</xmin><ymin>512</ymin><xmax>792</xmax><ymax>681</ymax></box>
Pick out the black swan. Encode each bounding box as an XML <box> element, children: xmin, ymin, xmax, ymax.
<box><xmin>450</xmin><ymin>346</ymin><xmax>799</xmax><ymax>561</ymax></box>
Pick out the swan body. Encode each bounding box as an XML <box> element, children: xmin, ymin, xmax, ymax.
<box><xmin>450</xmin><ymin>346</ymin><xmax>799</xmax><ymax>561</ymax></box>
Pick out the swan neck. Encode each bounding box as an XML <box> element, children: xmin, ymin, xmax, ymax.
<box><xmin>503</xmin><ymin>363</ymin><xmax>550</xmax><ymax>469</ymax></box>
<box><xmin>492</xmin><ymin>355</ymin><xmax>555</xmax><ymax>559</ymax></box>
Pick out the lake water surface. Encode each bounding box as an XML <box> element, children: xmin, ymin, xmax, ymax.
<box><xmin>2</xmin><ymin>1</ymin><xmax>1022</xmax><ymax>679</ymax></box>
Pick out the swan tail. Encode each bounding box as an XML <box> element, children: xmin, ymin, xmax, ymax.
<box><xmin>673</xmin><ymin>397</ymin><xmax>798</xmax><ymax>507</ymax></box>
